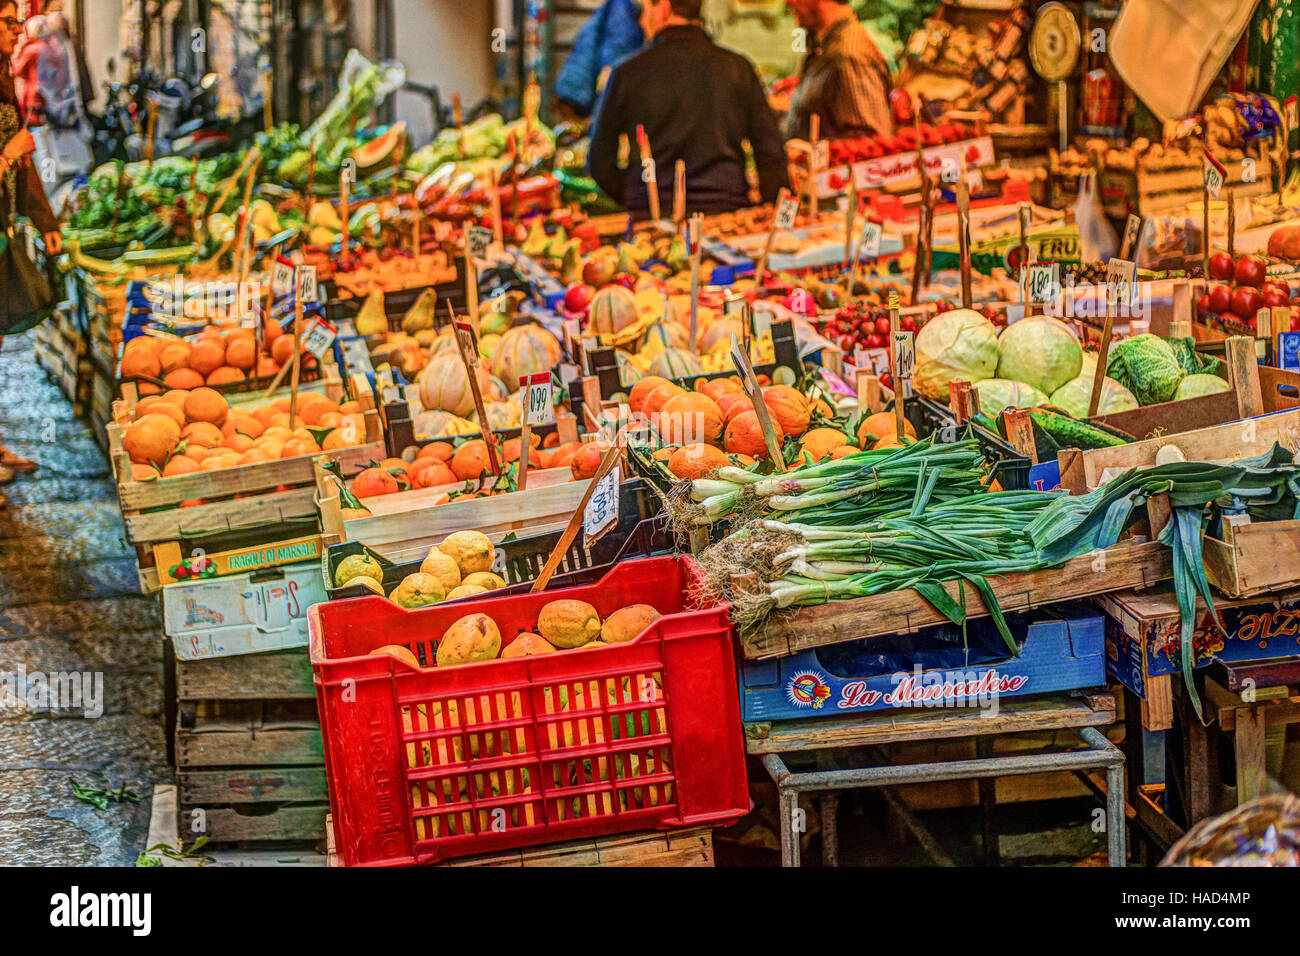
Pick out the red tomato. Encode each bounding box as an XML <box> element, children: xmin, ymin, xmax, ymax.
<box><xmin>900</xmin><ymin>316</ymin><xmax>917</xmax><ymax>332</ymax></box>
<box><xmin>1207</xmin><ymin>284</ymin><xmax>1232</xmax><ymax>314</ymax></box>
<box><xmin>1208</xmin><ymin>252</ymin><xmax>1236</xmax><ymax>281</ymax></box>
<box><xmin>1263</xmin><ymin>289</ymin><xmax>1290</xmax><ymax>309</ymax></box>
<box><xmin>1291</xmin><ymin>307</ymin><xmax>1300</xmax><ymax>333</ymax></box>
<box><xmin>1196</xmin><ymin>293</ymin><xmax>1211</xmax><ymax>315</ymax></box>
<box><xmin>874</xmin><ymin>317</ymin><xmax>892</xmax><ymax>336</ymax></box>
<box><xmin>865</xmin><ymin>333</ymin><xmax>885</xmax><ymax>349</ymax></box>
<box><xmin>1230</xmin><ymin>285</ymin><xmax>1264</xmax><ymax>319</ymax></box>
<box><xmin>1233</xmin><ymin>255</ymin><xmax>1266</xmax><ymax>289</ymax></box>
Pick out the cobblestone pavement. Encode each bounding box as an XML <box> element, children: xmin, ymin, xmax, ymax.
<box><xmin>0</xmin><ymin>333</ymin><xmax>169</xmax><ymax>865</ymax></box>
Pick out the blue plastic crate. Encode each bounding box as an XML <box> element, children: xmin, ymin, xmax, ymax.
<box><xmin>738</xmin><ymin>606</ymin><xmax>1106</xmax><ymax>721</ymax></box>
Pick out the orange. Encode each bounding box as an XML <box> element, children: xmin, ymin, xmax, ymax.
<box><xmin>206</xmin><ymin>366</ymin><xmax>245</xmax><ymax>385</ymax></box>
<box><xmin>225</xmin><ymin>336</ymin><xmax>257</xmax><ymax>370</ymax></box>
<box><xmin>120</xmin><ymin>347</ymin><xmax>161</xmax><ymax>380</ymax></box>
<box><xmin>251</xmin><ymin>403</ymin><xmax>280</xmax><ymax>425</ymax></box>
<box><xmin>181</xmin><ymin>421</ymin><xmax>224</xmax><ymax>447</ymax></box>
<box><xmin>338</xmin><ymin>401</ymin><xmax>361</xmax><ymax>415</ymax></box>
<box><xmin>857</xmin><ymin>412</ymin><xmax>916</xmax><ymax>447</ymax></box>
<box><xmin>715</xmin><ymin>392</ymin><xmax>752</xmax><ymax>423</ymax></box>
<box><xmin>762</xmin><ymin>385</ymin><xmax>811</xmax><ymax>437</ymax></box>
<box><xmin>378</xmin><ymin>457</ymin><xmax>413</xmax><ymax>485</ymax></box>
<box><xmin>222</xmin><ymin>433</ymin><xmax>255</xmax><ymax>454</ymax></box>
<box><xmin>255</xmin><ymin>357</ymin><xmax>279</xmax><ymax>378</ymax></box>
<box><xmin>252</xmin><ymin>437</ymin><xmax>285</xmax><ymax>458</ymax></box>
<box><xmin>158</xmin><ymin>341</ymin><xmax>193</xmax><ymax>374</ymax></box>
<box><xmin>183</xmin><ymin>387</ymin><xmax>230</xmax><ymax>427</ymax></box>
<box><xmin>667</xmin><ymin>444</ymin><xmax>729</xmax><ymax>480</ymax></box>
<box><xmin>269</xmin><ymin>413</ymin><xmax>306</xmax><ymax>430</ymax></box>
<box><xmin>135</xmin><ymin>397</ymin><xmax>185</xmax><ymax>429</ymax></box>
<box><xmin>280</xmin><ymin>437</ymin><xmax>319</xmax><ymax>459</ymax></box>
<box><xmin>222</xmin><ymin>413</ymin><xmax>264</xmax><ymax>439</ymax></box>
<box><xmin>800</xmin><ymin>427</ymin><xmax>849</xmax><ymax>462</ymax></box>
<box><xmin>642</xmin><ymin>382</ymin><xmax>684</xmax><ymax>418</ymax></box>
<box><xmin>696</xmin><ymin>377</ymin><xmax>742</xmax><ymax>405</ymax></box>
<box><xmin>724</xmin><ymin>409</ymin><xmax>782</xmax><ymax>458</ymax></box>
<box><xmin>298</xmin><ymin>396</ymin><xmax>340</xmax><ymax>427</ymax></box>
<box><xmin>163</xmin><ymin>389</ymin><xmax>191</xmax><ymax>407</ymax></box>
<box><xmin>129</xmin><ymin>463</ymin><xmax>159</xmax><ymax>481</ymax></box>
<box><xmin>351</xmin><ymin>467</ymin><xmax>400</xmax><ymax>497</ymax></box>
<box><xmin>569</xmin><ymin>442</ymin><xmax>609</xmax><ymax>481</ymax></box>
<box><xmin>162</xmin><ymin>455</ymin><xmax>200</xmax><ymax>477</ymax></box>
<box><xmin>417</xmin><ymin>441</ymin><xmax>454</xmax><ymax>462</ymax></box>
<box><xmin>451</xmin><ymin>440</ymin><xmax>495</xmax><ymax>481</ymax></box>
<box><xmin>189</xmin><ymin>339</ymin><xmax>226</xmax><ymax>376</ymax></box>
<box><xmin>628</xmin><ymin>375</ymin><xmax>672</xmax><ymax>414</ymax></box>
<box><xmin>123</xmin><ymin>414</ymin><xmax>181</xmax><ymax>466</ymax></box>
<box><xmin>659</xmin><ymin>392</ymin><xmax>723</xmax><ymax>446</ymax></box>
<box><xmin>317</xmin><ymin>412</ymin><xmax>343</xmax><ymax>429</ymax></box>
<box><xmin>261</xmin><ymin>426</ymin><xmax>293</xmax><ymax>441</ymax></box>
<box><xmin>163</xmin><ymin>368</ymin><xmax>205</xmax><ymax>390</ymax></box>
<box><xmin>238</xmin><ymin>448</ymin><xmax>274</xmax><ymax>465</ymax></box>
<box><xmin>830</xmin><ymin>444</ymin><xmax>860</xmax><ymax>460</ymax></box>
<box><xmin>412</xmin><ymin>461</ymin><xmax>456</xmax><ymax>488</ymax></box>
<box><xmin>271</xmin><ymin>336</ymin><xmax>297</xmax><ymax>366</ymax></box>
<box><xmin>321</xmin><ymin>428</ymin><xmax>360</xmax><ymax>451</ymax></box>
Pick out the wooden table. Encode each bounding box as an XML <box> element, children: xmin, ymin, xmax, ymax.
<box><xmin>747</xmin><ymin>692</ymin><xmax>1126</xmax><ymax>867</ymax></box>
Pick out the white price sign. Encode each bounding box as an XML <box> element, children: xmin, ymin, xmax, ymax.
<box><xmin>453</xmin><ymin>321</ymin><xmax>479</xmax><ymax>363</ymax></box>
<box><xmin>271</xmin><ymin>261</ymin><xmax>294</xmax><ymax>297</ymax></box>
<box><xmin>775</xmin><ymin>195</ymin><xmax>799</xmax><ymax>230</ymax></box>
<box><xmin>301</xmin><ymin>318</ymin><xmax>337</xmax><ymax>358</ymax></box>
<box><xmin>467</xmin><ymin>225</ymin><xmax>493</xmax><ymax>258</ymax></box>
<box><xmin>858</xmin><ymin>219</ymin><xmax>882</xmax><ymax>259</ymax></box>
<box><xmin>1105</xmin><ymin>257</ymin><xmax>1137</xmax><ymax>308</ymax></box>
<box><xmin>1202</xmin><ymin>152</ymin><xmax>1226</xmax><ymax>200</ymax></box>
<box><xmin>892</xmin><ymin>331</ymin><xmax>915</xmax><ymax>396</ymax></box>
<box><xmin>295</xmin><ymin>265</ymin><xmax>317</xmax><ymax>304</ymax></box>
<box><xmin>583</xmin><ymin>465</ymin><xmax>620</xmax><ymax>544</ymax></box>
<box><xmin>520</xmin><ymin>373</ymin><xmax>554</xmax><ymax>426</ymax></box>
<box><xmin>812</xmin><ymin>139</ymin><xmax>830</xmax><ymax>170</ymax></box>
<box><xmin>1026</xmin><ymin>261</ymin><xmax>1059</xmax><ymax>305</ymax></box>
<box><xmin>854</xmin><ymin>347</ymin><xmax>891</xmax><ymax>377</ymax></box>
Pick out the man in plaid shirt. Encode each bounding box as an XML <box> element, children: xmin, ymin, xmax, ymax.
<box><xmin>785</xmin><ymin>0</ymin><xmax>893</xmax><ymax>141</ymax></box>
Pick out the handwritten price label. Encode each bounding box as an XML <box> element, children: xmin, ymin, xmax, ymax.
<box><xmin>1106</xmin><ymin>257</ymin><xmax>1137</xmax><ymax>309</ymax></box>
<box><xmin>1203</xmin><ymin>151</ymin><xmax>1226</xmax><ymax>200</ymax></box>
<box><xmin>858</xmin><ymin>219</ymin><xmax>882</xmax><ymax>259</ymax></box>
<box><xmin>892</xmin><ymin>331</ymin><xmax>915</xmax><ymax>397</ymax></box>
<box><xmin>454</xmin><ymin>321</ymin><xmax>479</xmax><ymax>365</ymax></box>
<box><xmin>812</xmin><ymin>139</ymin><xmax>830</xmax><ymax>170</ymax></box>
<box><xmin>271</xmin><ymin>261</ymin><xmax>294</xmax><ymax>297</ymax></box>
<box><xmin>295</xmin><ymin>265</ymin><xmax>317</xmax><ymax>304</ymax></box>
<box><xmin>1120</xmin><ymin>214</ymin><xmax>1143</xmax><ymax>259</ymax></box>
<box><xmin>520</xmin><ymin>373</ymin><xmax>554</xmax><ymax>426</ymax></box>
<box><xmin>467</xmin><ymin>225</ymin><xmax>493</xmax><ymax>258</ymax></box>
<box><xmin>1026</xmin><ymin>261</ymin><xmax>1059</xmax><ymax>305</ymax></box>
<box><xmin>301</xmin><ymin>318</ymin><xmax>337</xmax><ymax>358</ymax></box>
<box><xmin>584</xmin><ymin>466</ymin><xmax>621</xmax><ymax>544</ymax></box>
<box><xmin>775</xmin><ymin>195</ymin><xmax>800</xmax><ymax>230</ymax></box>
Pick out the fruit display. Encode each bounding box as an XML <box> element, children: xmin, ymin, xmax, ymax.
<box><xmin>120</xmin><ymin>388</ymin><xmax>368</xmax><ymax>482</ymax></box>
<box><xmin>333</xmin><ymin>530</ymin><xmax>510</xmax><ymax>607</ymax></box>
<box><xmin>117</xmin><ymin>322</ymin><xmax>320</xmax><ymax>395</ymax></box>
<box><xmin>1196</xmin><ymin>253</ymin><xmax>1299</xmax><ymax>331</ymax></box>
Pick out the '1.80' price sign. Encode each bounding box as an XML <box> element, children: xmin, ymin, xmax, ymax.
<box><xmin>519</xmin><ymin>373</ymin><xmax>554</xmax><ymax>425</ymax></box>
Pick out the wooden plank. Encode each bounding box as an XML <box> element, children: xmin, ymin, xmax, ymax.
<box><xmin>1079</xmin><ymin>407</ymin><xmax>1300</xmax><ymax>491</ymax></box>
<box><xmin>1140</xmin><ymin>674</ymin><xmax>1173</xmax><ymax>732</ymax></box>
<box><xmin>1234</xmin><ymin>706</ymin><xmax>1267</xmax><ymax>803</ymax></box>
<box><xmin>357</xmin><ymin>466</ymin><xmax>573</xmax><ymax>516</ymax></box>
<box><xmin>437</xmin><ymin>825</ymin><xmax>714</xmax><ymax>868</ymax></box>
<box><xmin>742</xmin><ymin>541</ymin><xmax>1171</xmax><ymax>660</ymax></box>
<box><xmin>743</xmin><ymin>692</ymin><xmax>1115</xmax><ymax>754</ymax></box>
<box><xmin>178</xmin><ymin>767</ymin><xmax>328</xmax><ymax>804</ymax></box>
<box><xmin>1217</xmin><ymin>699</ymin><xmax>1300</xmax><ymax>731</ymax></box>
<box><xmin>183</xmin><ymin>804</ymin><xmax>328</xmax><ymax>843</ymax></box>
<box><xmin>123</xmin><ymin>486</ymin><xmax>319</xmax><ymax>545</ymax></box>
<box><xmin>176</xmin><ymin>650</ymin><xmax>315</xmax><ymax>700</ymax></box>
<box><xmin>1213</xmin><ymin>656</ymin><xmax>1300</xmax><ymax>694</ymax></box>
<box><xmin>176</xmin><ymin>724</ymin><xmax>324</xmax><ymax>767</ymax></box>
<box><xmin>1203</xmin><ymin>519</ymin><xmax>1300</xmax><ymax>598</ymax></box>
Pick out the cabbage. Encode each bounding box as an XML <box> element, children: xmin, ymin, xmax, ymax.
<box><xmin>1174</xmin><ymin>373</ymin><xmax>1231</xmax><ymax>400</ymax></box>
<box><xmin>914</xmin><ymin>309</ymin><xmax>1000</xmax><ymax>401</ymax></box>
<box><xmin>1049</xmin><ymin>375</ymin><xmax>1139</xmax><ymax>418</ymax></box>
<box><xmin>973</xmin><ymin>378</ymin><xmax>1048</xmax><ymax>416</ymax></box>
<box><xmin>996</xmin><ymin>317</ymin><xmax>1083</xmax><ymax>394</ymax></box>
<box><xmin>1106</xmin><ymin>334</ymin><xmax>1184</xmax><ymax>405</ymax></box>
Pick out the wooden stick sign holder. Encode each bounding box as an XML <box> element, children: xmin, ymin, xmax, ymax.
<box><xmin>731</xmin><ymin>336</ymin><xmax>785</xmax><ymax>471</ymax></box>
<box><xmin>637</xmin><ymin>125</ymin><xmax>661</xmax><ymax>223</ymax></box>
<box><xmin>888</xmin><ymin>293</ymin><xmax>913</xmax><ymax>440</ymax></box>
<box><xmin>1088</xmin><ymin>264</ymin><xmax>1127</xmax><ymax>417</ymax></box>
<box><xmin>448</xmin><ymin>304</ymin><xmax>500</xmax><ymax>476</ymax></box>
<box><xmin>673</xmin><ymin>159</ymin><xmax>686</xmax><ymax>230</ymax></box>
<box><xmin>956</xmin><ymin>177</ymin><xmax>973</xmax><ymax>310</ymax></box>
<box><xmin>688</xmin><ymin>214</ymin><xmax>703</xmax><ymax>352</ymax></box>
<box><xmin>806</xmin><ymin>114</ymin><xmax>821</xmax><ymax>222</ymax></box>
<box><xmin>756</xmin><ymin>187</ymin><xmax>796</xmax><ymax>286</ymax></box>
<box><xmin>531</xmin><ymin>442</ymin><xmax>624</xmax><ymax>593</ymax></box>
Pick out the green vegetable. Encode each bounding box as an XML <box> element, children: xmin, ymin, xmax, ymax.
<box><xmin>973</xmin><ymin>378</ymin><xmax>1048</xmax><ymax>416</ymax></box>
<box><xmin>1048</xmin><ymin>375</ymin><xmax>1139</xmax><ymax>418</ymax></box>
<box><xmin>1174</xmin><ymin>373</ymin><xmax>1231</xmax><ymax>400</ymax></box>
<box><xmin>914</xmin><ymin>308</ymin><xmax>1000</xmax><ymax>400</ymax></box>
<box><xmin>1106</xmin><ymin>334</ymin><xmax>1185</xmax><ymax>405</ymax></box>
<box><xmin>995</xmin><ymin>316</ymin><xmax>1083</xmax><ymax>395</ymax></box>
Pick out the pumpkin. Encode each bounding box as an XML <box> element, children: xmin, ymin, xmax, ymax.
<box><xmin>725</xmin><ymin>409</ymin><xmax>782</xmax><ymax>458</ymax></box>
<box><xmin>483</xmin><ymin>400</ymin><xmax>520</xmax><ymax>431</ymax></box>
<box><xmin>491</xmin><ymin>324</ymin><xmax>562</xmax><ymax>388</ymax></box>
<box><xmin>660</xmin><ymin>392</ymin><xmax>723</xmax><ymax>445</ymax></box>
<box><xmin>587</xmin><ymin>285</ymin><xmax>639</xmax><ymax>339</ymax></box>
<box><xmin>648</xmin><ymin>347</ymin><xmax>704</xmax><ymax>380</ymax></box>
<box><xmin>762</xmin><ymin>385</ymin><xmax>811</xmax><ymax>436</ymax></box>
<box><xmin>417</xmin><ymin>353</ymin><xmax>492</xmax><ymax>418</ymax></box>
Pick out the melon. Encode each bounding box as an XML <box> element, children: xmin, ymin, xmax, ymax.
<box><xmin>587</xmin><ymin>285</ymin><xmax>639</xmax><ymax>339</ymax></box>
<box><xmin>353</xmin><ymin>122</ymin><xmax>406</xmax><ymax>173</ymax></box>
<box><xmin>648</xmin><ymin>348</ymin><xmax>704</xmax><ymax>380</ymax></box>
<box><xmin>698</xmin><ymin>317</ymin><xmax>745</xmax><ymax>353</ymax></box>
<box><xmin>615</xmin><ymin>350</ymin><xmax>643</xmax><ymax>388</ymax></box>
<box><xmin>417</xmin><ymin>353</ymin><xmax>492</xmax><ymax>418</ymax></box>
<box><xmin>412</xmin><ymin>409</ymin><xmax>479</xmax><ymax>439</ymax></box>
<box><xmin>640</xmin><ymin>321</ymin><xmax>691</xmax><ymax>353</ymax></box>
<box><xmin>491</xmin><ymin>324</ymin><xmax>561</xmax><ymax>389</ymax></box>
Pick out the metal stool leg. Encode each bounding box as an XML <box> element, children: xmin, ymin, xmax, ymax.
<box><xmin>819</xmin><ymin>793</ymin><xmax>839</xmax><ymax>867</ymax></box>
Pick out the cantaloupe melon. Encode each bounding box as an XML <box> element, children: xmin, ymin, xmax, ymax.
<box><xmin>417</xmin><ymin>353</ymin><xmax>492</xmax><ymax>418</ymax></box>
<box><xmin>491</xmin><ymin>324</ymin><xmax>561</xmax><ymax>388</ymax></box>
<box><xmin>648</xmin><ymin>348</ymin><xmax>703</xmax><ymax>380</ymax></box>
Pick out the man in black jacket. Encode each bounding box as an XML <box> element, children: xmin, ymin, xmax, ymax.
<box><xmin>587</xmin><ymin>0</ymin><xmax>788</xmax><ymax>215</ymax></box>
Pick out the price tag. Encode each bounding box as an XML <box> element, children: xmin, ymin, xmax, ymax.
<box><xmin>1105</xmin><ymin>257</ymin><xmax>1137</xmax><ymax>309</ymax></box>
<box><xmin>520</xmin><ymin>372</ymin><xmax>554</xmax><ymax>425</ymax></box>
<box><xmin>892</xmin><ymin>330</ymin><xmax>915</xmax><ymax>397</ymax></box>
<box><xmin>1026</xmin><ymin>261</ymin><xmax>1059</xmax><ymax>305</ymax></box>
<box><xmin>858</xmin><ymin>219</ymin><xmax>883</xmax><ymax>259</ymax></box>
<box><xmin>1202</xmin><ymin>151</ymin><xmax>1226</xmax><ymax>200</ymax></box>
<box><xmin>583</xmin><ymin>465</ymin><xmax>620</xmax><ymax>544</ymax></box>
<box><xmin>853</xmin><ymin>347</ymin><xmax>891</xmax><ymax>377</ymax></box>
<box><xmin>1285</xmin><ymin>95</ymin><xmax>1298</xmax><ymax>130</ymax></box>
<box><xmin>812</xmin><ymin>139</ymin><xmax>830</xmax><ymax>170</ymax></box>
<box><xmin>752</xmin><ymin>304</ymin><xmax>772</xmax><ymax>339</ymax></box>
<box><xmin>301</xmin><ymin>318</ymin><xmax>337</xmax><ymax>358</ymax></box>
<box><xmin>454</xmin><ymin>320</ymin><xmax>479</xmax><ymax>365</ymax></box>
<box><xmin>296</xmin><ymin>265</ymin><xmax>317</xmax><ymax>304</ymax></box>
<box><xmin>775</xmin><ymin>195</ymin><xmax>799</xmax><ymax>230</ymax></box>
<box><xmin>467</xmin><ymin>225</ymin><xmax>493</xmax><ymax>258</ymax></box>
<box><xmin>271</xmin><ymin>260</ymin><xmax>294</xmax><ymax>297</ymax></box>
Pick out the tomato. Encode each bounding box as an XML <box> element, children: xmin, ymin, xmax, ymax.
<box><xmin>874</xmin><ymin>317</ymin><xmax>892</xmax><ymax>336</ymax></box>
<box><xmin>1196</xmin><ymin>293</ymin><xmax>1211</xmax><ymax>315</ymax></box>
<box><xmin>1233</xmin><ymin>255</ymin><xmax>1266</xmax><ymax>289</ymax></box>
<box><xmin>1230</xmin><ymin>285</ymin><xmax>1264</xmax><ymax>319</ymax></box>
<box><xmin>1263</xmin><ymin>289</ymin><xmax>1290</xmax><ymax>309</ymax></box>
<box><xmin>1291</xmin><ymin>307</ymin><xmax>1300</xmax><ymax>333</ymax></box>
<box><xmin>865</xmin><ymin>333</ymin><xmax>885</xmax><ymax>349</ymax></box>
<box><xmin>900</xmin><ymin>315</ymin><xmax>917</xmax><ymax>332</ymax></box>
<box><xmin>1207</xmin><ymin>284</ymin><xmax>1232</xmax><ymax>314</ymax></box>
<box><xmin>1208</xmin><ymin>252</ymin><xmax>1236</xmax><ymax>281</ymax></box>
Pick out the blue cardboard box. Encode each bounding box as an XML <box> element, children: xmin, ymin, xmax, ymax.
<box><xmin>738</xmin><ymin>606</ymin><xmax>1105</xmax><ymax>722</ymax></box>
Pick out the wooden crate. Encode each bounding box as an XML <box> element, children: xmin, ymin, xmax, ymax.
<box><xmin>1100</xmin><ymin>153</ymin><xmax>1274</xmax><ymax>217</ymax></box>
<box><xmin>740</xmin><ymin>540</ymin><xmax>1173</xmax><ymax>661</ymax></box>
<box><xmin>325</xmin><ymin>816</ymin><xmax>713</xmax><ymax>868</ymax></box>
<box><xmin>174</xmin><ymin>649</ymin><xmax>328</xmax><ymax>847</ymax></box>
<box><xmin>110</xmin><ymin>403</ymin><xmax>385</xmax><ymax>594</ymax></box>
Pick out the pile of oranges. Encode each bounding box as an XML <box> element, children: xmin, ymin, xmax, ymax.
<box><xmin>117</xmin><ymin>320</ymin><xmax>314</xmax><ymax>393</ymax></box>
<box><xmin>121</xmin><ymin>386</ymin><xmax>369</xmax><ymax>484</ymax></box>
<box><xmin>345</xmin><ymin>433</ymin><xmax>591</xmax><ymax>505</ymax></box>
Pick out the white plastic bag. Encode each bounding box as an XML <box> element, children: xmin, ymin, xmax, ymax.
<box><xmin>1073</xmin><ymin>170</ymin><xmax>1118</xmax><ymax>263</ymax></box>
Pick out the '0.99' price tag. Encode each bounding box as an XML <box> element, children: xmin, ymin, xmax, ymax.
<box><xmin>584</xmin><ymin>466</ymin><xmax>620</xmax><ymax>545</ymax></box>
<box><xmin>1105</xmin><ymin>257</ymin><xmax>1137</xmax><ymax>309</ymax></box>
<box><xmin>520</xmin><ymin>373</ymin><xmax>554</xmax><ymax>425</ymax></box>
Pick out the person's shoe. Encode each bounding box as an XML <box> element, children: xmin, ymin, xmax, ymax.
<box><xmin>0</xmin><ymin>465</ymin><xmax>13</xmax><ymax>485</ymax></box>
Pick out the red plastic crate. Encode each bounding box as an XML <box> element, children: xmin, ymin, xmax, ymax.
<box><xmin>308</xmin><ymin>555</ymin><xmax>749</xmax><ymax>866</ymax></box>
